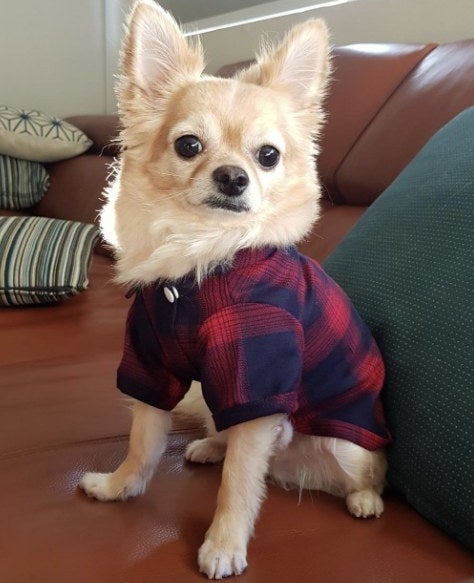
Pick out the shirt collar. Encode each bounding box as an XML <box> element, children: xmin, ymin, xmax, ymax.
<box><xmin>131</xmin><ymin>246</ymin><xmax>295</xmax><ymax>296</ymax></box>
<box><xmin>226</xmin><ymin>246</ymin><xmax>284</xmax><ymax>271</ymax></box>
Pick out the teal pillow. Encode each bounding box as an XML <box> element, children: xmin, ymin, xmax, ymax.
<box><xmin>324</xmin><ymin>107</ymin><xmax>474</xmax><ymax>550</ymax></box>
<box><xmin>0</xmin><ymin>154</ymin><xmax>49</xmax><ymax>209</ymax></box>
<box><xmin>0</xmin><ymin>216</ymin><xmax>98</xmax><ymax>305</ymax></box>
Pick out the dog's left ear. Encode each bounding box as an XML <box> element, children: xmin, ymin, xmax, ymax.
<box><xmin>238</xmin><ymin>19</ymin><xmax>330</xmax><ymax>110</ymax></box>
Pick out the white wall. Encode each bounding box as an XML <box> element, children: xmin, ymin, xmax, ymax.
<box><xmin>191</xmin><ymin>0</ymin><xmax>474</xmax><ymax>74</ymax></box>
<box><xmin>0</xmin><ymin>0</ymin><xmax>472</xmax><ymax>117</ymax></box>
<box><xmin>1</xmin><ymin>0</ymin><xmax>101</xmax><ymax>117</ymax></box>
<box><xmin>0</xmin><ymin>0</ymin><xmax>128</xmax><ymax>118</ymax></box>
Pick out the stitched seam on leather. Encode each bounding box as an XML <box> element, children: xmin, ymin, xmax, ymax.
<box><xmin>0</xmin><ymin>428</ymin><xmax>199</xmax><ymax>461</ymax></box>
<box><xmin>333</xmin><ymin>43</ymin><xmax>438</xmax><ymax>204</ymax></box>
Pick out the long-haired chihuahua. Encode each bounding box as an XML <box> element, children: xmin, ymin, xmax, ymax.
<box><xmin>80</xmin><ymin>1</ymin><xmax>390</xmax><ymax>579</ymax></box>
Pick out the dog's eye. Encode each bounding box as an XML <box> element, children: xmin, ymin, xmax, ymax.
<box><xmin>174</xmin><ymin>135</ymin><xmax>203</xmax><ymax>159</ymax></box>
<box><xmin>257</xmin><ymin>145</ymin><xmax>280</xmax><ymax>168</ymax></box>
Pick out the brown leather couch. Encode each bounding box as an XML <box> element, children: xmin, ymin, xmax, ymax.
<box><xmin>2</xmin><ymin>41</ymin><xmax>473</xmax><ymax>582</ymax></box>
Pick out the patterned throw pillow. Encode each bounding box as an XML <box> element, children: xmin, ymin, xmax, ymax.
<box><xmin>0</xmin><ymin>154</ymin><xmax>49</xmax><ymax>209</ymax></box>
<box><xmin>0</xmin><ymin>105</ymin><xmax>92</xmax><ymax>162</ymax></box>
<box><xmin>324</xmin><ymin>107</ymin><xmax>474</xmax><ymax>551</ymax></box>
<box><xmin>0</xmin><ymin>216</ymin><xmax>98</xmax><ymax>305</ymax></box>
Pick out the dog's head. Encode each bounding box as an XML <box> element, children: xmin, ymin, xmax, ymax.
<box><xmin>103</xmin><ymin>0</ymin><xmax>330</xmax><ymax>284</ymax></box>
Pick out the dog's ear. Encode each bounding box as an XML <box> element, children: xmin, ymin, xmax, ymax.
<box><xmin>120</xmin><ymin>0</ymin><xmax>204</xmax><ymax>99</ymax></box>
<box><xmin>238</xmin><ymin>19</ymin><xmax>330</xmax><ymax>110</ymax></box>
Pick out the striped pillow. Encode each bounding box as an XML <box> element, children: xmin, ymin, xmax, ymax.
<box><xmin>0</xmin><ymin>154</ymin><xmax>49</xmax><ymax>209</ymax></box>
<box><xmin>0</xmin><ymin>216</ymin><xmax>98</xmax><ymax>305</ymax></box>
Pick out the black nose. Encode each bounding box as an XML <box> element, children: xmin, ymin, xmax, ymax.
<box><xmin>212</xmin><ymin>165</ymin><xmax>249</xmax><ymax>197</ymax></box>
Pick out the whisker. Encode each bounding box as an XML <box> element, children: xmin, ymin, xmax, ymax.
<box><xmin>154</xmin><ymin>171</ymin><xmax>206</xmax><ymax>183</ymax></box>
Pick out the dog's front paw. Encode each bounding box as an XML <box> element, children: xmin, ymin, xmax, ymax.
<box><xmin>79</xmin><ymin>471</ymin><xmax>146</xmax><ymax>502</ymax></box>
<box><xmin>79</xmin><ymin>472</ymin><xmax>118</xmax><ymax>501</ymax></box>
<box><xmin>198</xmin><ymin>539</ymin><xmax>247</xmax><ymax>580</ymax></box>
<box><xmin>346</xmin><ymin>489</ymin><xmax>384</xmax><ymax>518</ymax></box>
<box><xmin>185</xmin><ymin>437</ymin><xmax>226</xmax><ymax>464</ymax></box>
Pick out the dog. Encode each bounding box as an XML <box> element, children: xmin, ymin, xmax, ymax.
<box><xmin>79</xmin><ymin>1</ymin><xmax>390</xmax><ymax>579</ymax></box>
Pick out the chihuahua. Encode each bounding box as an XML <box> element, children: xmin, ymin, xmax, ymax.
<box><xmin>79</xmin><ymin>1</ymin><xmax>390</xmax><ymax>579</ymax></box>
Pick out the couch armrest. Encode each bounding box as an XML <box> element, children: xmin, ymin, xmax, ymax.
<box><xmin>35</xmin><ymin>155</ymin><xmax>112</xmax><ymax>226</ymax></box>
<box><xmin>65</xmin><ymin>115</ymin><xmax>121</xmax><ymax>156</ymax></box>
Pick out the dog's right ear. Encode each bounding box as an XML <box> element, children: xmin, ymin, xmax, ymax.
<box><xmin>119</xmin><ymin>1</ymin><xmax>204</xmax><ymax>102</ymax></box>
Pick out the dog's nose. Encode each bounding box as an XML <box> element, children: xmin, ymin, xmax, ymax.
<box><xmin>213</xmin><ymin>165</ymin><xmax>249</xmax><ymax>197</ymax></box>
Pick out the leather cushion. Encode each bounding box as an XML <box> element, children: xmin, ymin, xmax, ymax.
<box><xmin>324</xmin><ymin>107</ymin><xmax>474</xmax><ymax>550</ymax></box>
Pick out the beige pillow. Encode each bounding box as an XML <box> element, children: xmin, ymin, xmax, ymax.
<box><xmin>0</xmin><ymin>105</ymin><xmax>92</xmax><ymax>162</ymax></box>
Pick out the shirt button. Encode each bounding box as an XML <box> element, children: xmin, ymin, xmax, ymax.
<box><xmin>163</xmin><ymin>286</ymin><xmax>179</xmax><ymax>303</ymax></box>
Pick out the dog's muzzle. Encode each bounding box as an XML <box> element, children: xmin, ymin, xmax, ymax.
<box><xmin>207</xmin><ymin>165</ymin><xmax>251</xmax><ymax>212</ymax></box>
<box><xmin>213</xmin><ymin>165</ymin><xmax>249</xmax><ymax>197</ymax></box>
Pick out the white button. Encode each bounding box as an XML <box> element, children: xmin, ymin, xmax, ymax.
<box><xmin>164</xmin><ymin>286</ymin><xmax>179</xmax><ymax>303</ymax></box>
<box><xmin>164</xmin><ymin>287</ymin><xmax>175</xmax><ymax>303</ymax></box>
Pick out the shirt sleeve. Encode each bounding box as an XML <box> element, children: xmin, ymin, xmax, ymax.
<box><xmin>198</xmin><ymin>302</ymin><xmax>304</xmax><ymax>431</ymax></box>
<box><xmin>117</xmin><ymin>292</ymin><xmax>189</xmax><ymax>411</ymax></box>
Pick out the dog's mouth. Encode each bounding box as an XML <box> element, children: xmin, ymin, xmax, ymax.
<box><xmin>205</xmin><ymin>197</ymin><xmax>250</xmax><ymax>214</ymax></box>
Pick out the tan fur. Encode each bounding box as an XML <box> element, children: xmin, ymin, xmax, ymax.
<box><xmin>100</xmin><ymin>0</ymin><xmax>329</xmax><ymax>286</ymax></box>
<box><xmin>80</xmin><ymin>2</ymin><xmax>386</xmax><ymax>579</ymax></box>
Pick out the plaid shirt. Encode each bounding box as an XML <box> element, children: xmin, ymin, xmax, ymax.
<box><xmin>117</xmin><ymin>247</ymin><xmax>390</xmax><ymax>450</ymax></box>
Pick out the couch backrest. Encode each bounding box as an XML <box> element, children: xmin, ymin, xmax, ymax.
<box><xmin>320</xmin><ymin>39</ymin><xmax>474</xmax><ymax>205</ymax></box>
<box><xmin>317</xmin><ymin>42</ymin><xmax>435</xmax><ymax>203</ymax></box>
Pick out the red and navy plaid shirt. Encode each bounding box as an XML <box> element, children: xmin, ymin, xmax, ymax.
<box><xmin>117</xmin><ymin>247</ymin><xmax>391</xmax><ymax>450</ymax></box>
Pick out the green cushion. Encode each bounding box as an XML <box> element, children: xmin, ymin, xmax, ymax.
<box><xmin>324</xmin><ymin>107</ymin><xmax>474</xmax><ymax>551</ymax></box>
<box><xmin>0</xmin><ymin>154</ymin><xmax>49</xmax><ymax>209</ymax></box>
<box><xmin>0</xmin><ymin>105</ymin><xmax>92</xmax><ymax>163</ymax></box>
<box><xmin>0</xmin><ymin>216</ymin><xmax>98</xmax><ymax>306</ymax></box>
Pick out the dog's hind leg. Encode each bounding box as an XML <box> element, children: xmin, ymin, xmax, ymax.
<box><xmin>79</xmin><ymin>400</ymin><xmax>171</xmax><ymax>501</ymax></box>
<box><xmin>174</xmin><ymin>382</ymin><xmax>228</xmax><ymax>464</ymax></box>
<box><xmin>185</xmin><ymin>431</ymin><xmax>228</xmax><ymax>464</ymax></box>
<box><xmin>336</xmin><ymin>443</ymin><xmax>387</xmax><ymax>518</ymax></box>
<box><xmin>270</xmin><ymin>435</ymin><xmax>387</xmax><ymax>518</ymax></box>
<box><xmin>198</xmin><ymin>414</ymin><xmax>285</xmax><ymax>579</ymax></box>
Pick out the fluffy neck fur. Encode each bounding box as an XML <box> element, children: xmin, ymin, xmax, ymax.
<box><xmin>110</xmin><ymin>189</ymin><xmax>319</xmax><ymax>286</ymax></box>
